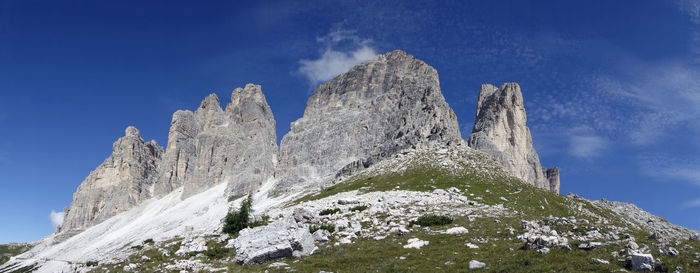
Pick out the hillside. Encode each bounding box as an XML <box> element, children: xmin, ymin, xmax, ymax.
<box><xmin>13</xmin><ymin>144</ymin><xmax>691</xmax><ymax>273</ymax></box>
<box><xmin>1</xmin><ymin>50</ymin><xmax>698</xmax><ymax>273</ymax></box>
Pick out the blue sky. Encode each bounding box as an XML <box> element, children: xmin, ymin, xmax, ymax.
<box><xmin>1</xmin><ymin>0</ymin><xmax>699</xmax><ymax>243</ymax></box>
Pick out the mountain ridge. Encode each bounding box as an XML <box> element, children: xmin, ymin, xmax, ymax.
<box><xmin>2</xmin><ymin>49</ymin><xmax>698</xmax><ymax>273</ymax></box>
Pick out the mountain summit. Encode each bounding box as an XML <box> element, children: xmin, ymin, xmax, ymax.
<box><xmin>276</xmin><ymin>50</ymin><xmax>462</xmax><ymax>193</ymax></box>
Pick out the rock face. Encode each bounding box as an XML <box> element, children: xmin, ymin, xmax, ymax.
<box><xmin>467</xmin><ymin>83</ymin><xmax>559</xmax><ymax>193</ymax></box>
<box><xmin>156</xmin><ymin>84</ymin><xmax>277</xmax><ymax>198</ymax></box>
<box><xmin>276</xmin><ymin>50</ymin><xmax>461</xmax><ymax>192</ymax></box>
<box><xmin>543</xmin><ymin>167</ymin><xmax>560</xmax><ymax>194</ymax></box>
<box><xmin>59</xmin><ymin>127</ymin><xmax>163</xmax><ymax>235</ymax></box>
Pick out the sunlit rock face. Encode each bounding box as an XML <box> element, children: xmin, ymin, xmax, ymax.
<box><xmin>156</xmin><ymin>84</ymin><xmax>278</xmax><ymax>199</ymax></box>
<box><xmin>276</xmin><ymin>50</ymin><xmax>462</xmax><ymax>193</ymax></box>
<box><xmin>467</xmin><ymin>83</ymin><xmax>559</xmax><ymax>193</ymax></box>
<box><xmin>59</xmin><ymin>126</ymin><xmax>163</xmax><ymax>235</ymax></box>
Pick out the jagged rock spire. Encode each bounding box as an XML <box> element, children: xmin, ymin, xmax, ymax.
<box><xmin>59</xmin><ymin>126</ymin><xmax>163</xmax><ymax>235</ymax></box>
<box><xmin>276</xmin><ymin>50</ymin><xmax>462</xmax><ymax>193</ymax></box>
<box><xmin>156</xmin><ymin>84</ymin><xmax>277</xmax><ymax>199</ymax></box>
<box><xmin>467</xmin><ymin>83</ymin><xmax>559</xmax><ymax>193</ymax></box>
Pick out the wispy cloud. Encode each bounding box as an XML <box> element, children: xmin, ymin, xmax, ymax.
<box><xmin>638</xmin><ymin>154</ymin><xmax>700</xmax><ymax>187</ymax></box>
<box><xmin>596</xmin><ymin>62</ymin><xmax>700</xmax><ymax>145</ymax></box>
<box><xmin>681</xmin><ymin>198</ymin><xmax>700</xmax><ymax>209</ymax></box>
<box><xmin>568</xmin><ymin>126</ymin><xmax>608</xmax><ymax>159</ymax></box>
<box><xmin>298</xmin><ymin>29</ymin><xmax>377</xmax><ymax>86</ymax></box>
<box><xmin>49</xmin><ymin>210</ymin><xmax>65</xmax><ymax>230</ymax></box>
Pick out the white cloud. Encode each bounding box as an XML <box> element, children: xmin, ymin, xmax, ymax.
<box><xmin>50</xmin><ymin>210</ymin><xmax>65</xmax><ymax>230</ymax></box>
<box><xmin>298</xmin><ymin>29</ymin><xmax>377</xmax><ymax>86</ymax></box>
<box><xmin>568</xmin><ymin>126</ymin><xmax>607</xmax><ymax>159</ymax></box>
<box><xmin>595</xmin><ymin>63</ymin><xmax>700</xmax><ymax>145</ymax></box>
<box><xmin>681</xmin><ymin>198</ymin><xmax>700</xmax><ymax>209</ymax></box>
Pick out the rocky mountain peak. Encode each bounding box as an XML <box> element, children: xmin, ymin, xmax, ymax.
<box><xmin>124</xmin><ymin>126</ymin><xmax>140</xmax><ymax>137</ymax></box>
<box><xmin>59</xmin><ymin>126</ymin><xmax>163</xmax><ymax>237</ymax></box>
<box><xmin>276</xmin><ymin>50</ymin><xmax>461</xmax><ymax>193</ymax></box>
<box><xmin>467</xmin><ymin>83</ymin><xmax>559</xmax><ymax>193</ymax></box>
<box><xmin>157</xmin><ymin>84</ymin><xmax>277</xmax><ymax>199</ymax></box>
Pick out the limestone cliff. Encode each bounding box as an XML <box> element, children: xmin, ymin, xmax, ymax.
<box><xmin>467</xmin><ymin>83</ymin><xmax>559</xmax><ymax>193</ymax></box>
<box><xmin>156</xmin><ymin>84</ymin><xmax>277</xmax><ymax>199</ymax></box>
<box><xmin>276</xmin><ymin>50</ymin><xmax>462</xmax><ymax>192</ymax></box>
<box><xmin>59</xmin><ymin>127</ymin><xmax>163</xmax><ymax>235</ymax></box>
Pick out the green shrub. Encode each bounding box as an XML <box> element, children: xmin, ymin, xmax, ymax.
<box><xmin>309</xmin><ymin>223</ymin><xmax>335</xmax><ymax>234</ymax></box>
<box><xmin>411</xmin><ymin>215</ymin><xmax>453</xmax><ymax>226</ymax></box>
<box><xmin>350</xmin><ymin>205</ymin><xmax>368</xmax><ymax>212</ymax></box>
<box><xmin>223</xmin><ymin>194</ymin><xmax>253</xmax><ymax>235</ymax></box>
<box><xmin>130</xmin><ymin>245</ymin><xmax>143</xmax><ymax>251</ymax></box>
<box><xmin>85</xmin><ymin>261</ymin><xmax>98</xmax><ymax>267</ymax></box>
<box><xmin>203</xmin><ymin>241</ymin><xmax>233</xmax><ymax>260</ymax></box>
<box><xmin>319</xmin><ymin>208</ymin><xmax>341</xmax><ymax>216</ymax></box>
<box><xmin>143</xmin><ymin>238</ymin><xmax>154</xmax><ymax>245</ymax></box>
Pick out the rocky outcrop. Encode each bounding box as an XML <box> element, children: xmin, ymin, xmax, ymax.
<box><xmin>276</xmin><ymin>50</ymin><xmax>461</xmax><ymax>192</ymax></box>
<box><xmin>543</xmin><ymin>167</ymin><xmax>560</xmax><ymax>194</ymax></box>
<box><xmin>59</xmin><ymin>127</ymin><xmax>163</xmax><ymax>235</ymax></box>
<box><xmin>467</xmin><ymin>83</ymin><xmax>559</xmax><ymax>193</ymax></box>
<box><xmin>230</xmin><ymin>217</ymin><xmax>316</xmax><ymax>265</ymax></box>
<box><xmin>156</xmin><ymin>84</ymin><xmax>277</xmax><ymax>199</ymax></box>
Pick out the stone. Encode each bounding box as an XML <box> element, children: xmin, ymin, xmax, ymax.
<box><xmin>338</xmin><ymin>199</ymin><xmax>360</xmax><ymax>205</ymax></box>
<box><xmin>592</xmin><ymin>258</ymin><xmax>610</xmax><ymax>264</ymax></box>
<box><xmin>466</xmin><ymin>83</ymin><xmax>558</xmax><ymax>193</ymax></box>
<box><xmin>444</xmin><ymin>226</ymin><xmax>469</xmax><ymax>235</ymax></box>
<box><xmin>156</xmin><ymin>84</ymin><xmax>278</xmax><ymax>199</ymax></box>
<box><xmin>175</xmin><ymin>237</ymin><xmax>208</xmax><ymax>256</ymax></box>
<box><xmin>469</xmin><ymin>260</ymin><xmax>486</xmax><ymax>269</ymax></box>
<box><xmin>627</xmin><ymin>241</ymin><xmax>639</xmax><ymax>250</ymax></box>
<box><xmin>690</xmin><ymin>233</ymin><xmax>700</xmax><ymax>242</ymax></box>
<box><xmin>59</xmin><ymin>126</ymin><xmax>163</xmax><ymax>236</ymax></box>
<box><xmin>465</xmin><ymin>243</ymin><xmax>479</xmax><ymax>249</ymax></box>
<box><xmin>231</xmin><ymin>217</ymin><xmax>315</xmax><ymax>265</ymax></box>
<box><xmin>537</xmin><ymin>247</ymin><xmax>550</xmax><ymax>254</ymax></box>
<box><xmin>391</xmin><ymin>226</ymin><xmax>410</xmax><ymax>236</ymax></box>
<box><xmin>630</xmin><ymin>253</ymin><xmax>655</xmax><ymax>271</ymax></box>
<box><xmin>312</xmin><ymin>229</ymin><xmax>330</xmax><ymax>242</ymax></box>
<box><xmin>293</xmin><ymin>208</ymin><xmax>319</xmax><ymax>224</ymax></box>
<box><xmin>666</xmin><ymin>247</ymin><xmax>679</xmax><ymax>256</ymax></box>
<box><xmin>403</xmin><ymin>238</ymin><xmax>429</xmax><ymax>249</ymax></box>
<box><xmin>276</xmin><ymin>50</ymin><xmax>462</xmax><ymax>194</ymax></box>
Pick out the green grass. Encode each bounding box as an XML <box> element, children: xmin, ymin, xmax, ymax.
<box><xmin>411</xmin><ymin>215</ymin><xmax>453</xmax><ymax>227</ymax></box>
<box><xmin>0</xmin><ymin>243</ymin><xmax>31</xmax><ymax>266</ymax></box>
<box><xmin>309</xmin><ymin>224</ymin><xmax>335</xmax><ymax>234</ymax></box>
<box><xmin>349</xmin><ymin>205</ymin><xmax>368</xmax><ymax>212</ymax></box>
<box><xmin>88</xmin><ymin>150</ymin><xmax>700</xmax><ymax>272</ymax></box>
<box><xmin>319</xmin><ymin>208</ymin><xmax>341</xmax><ymax>216</ymax></box>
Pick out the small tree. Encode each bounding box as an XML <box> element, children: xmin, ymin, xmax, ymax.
<box><xmin>223</xmin><ymin>194</ymin><xmax>253</xmax><ymax>235</ymax></box>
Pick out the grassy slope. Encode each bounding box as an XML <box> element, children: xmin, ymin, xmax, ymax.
<box><xmin>0</xmin><ymin>244</ymin><xmax>31</xmax><ymax>267</ymax></box>
<box><xmin>91</xmin><ymin>149</ymin><xmax>700</xmax><ymax>273</ymax></box>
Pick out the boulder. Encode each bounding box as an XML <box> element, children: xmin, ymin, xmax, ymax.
<box><xmin>293</xmin><ymin>208</ymin><xmax>319</xmax><ymax>223</ymax></box>
<box><xmin>630</xmin><ymin>253</ymin><xmax>655</xmax><ymax>271</ymax></box>
<box><xmin>444</xmin><ymin>227</ymin><xmax>469</xmax><ymax>235</ymax></box>
<box><xmin>403</xmin><ymin>238</ymin><xmax>429</xmax><ymax>249</ymax></box>
<box><xmin>175</xmin><ymin>237</ymin><xmax>208</xmax><ymax>256</ymax></box>
<box><xmin>231</xmin><ymin>218</ymin><xmax>316</xmax><ymax>265</ymax></box>
<box><xmin>469</xmin><ymin>260</ymin><xmax>486</xmax><ymax>269</ymax></box>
